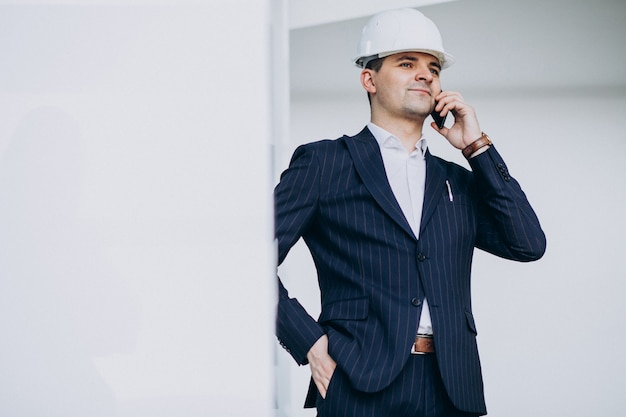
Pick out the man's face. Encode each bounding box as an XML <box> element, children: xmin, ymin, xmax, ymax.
<box><xmin>367</xmin><ymin>51</ymin><xmax>442</xmax><ymax>121</ymax></box>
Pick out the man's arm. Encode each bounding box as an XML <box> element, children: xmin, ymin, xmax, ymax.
<box><xmin>275</xmin><ymin>144</ymin><xmax>338</xmax><ymax>398</ymax></box>
<box><xmin>431</xmin><ymin>91</ymin><xmax>546</xmax><ymax>260</ymax></box>
<box><xmin>274</xmin><ymin>144</ymin><xmax>326</xmax><ymax>364</ymax></box>
<box><xmin>468</xmin><ymin>147</ymin><xmax>546</xmax><ymax>261</ymax></box>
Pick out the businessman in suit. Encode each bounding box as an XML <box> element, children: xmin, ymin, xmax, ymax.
<box><xmin>275</xmin><ymin>8</ymin><xmax>546</xmax><ymax>417</ymax></box>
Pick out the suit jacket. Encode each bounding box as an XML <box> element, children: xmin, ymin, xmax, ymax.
<box><xmin>274</xmin><ymin>127</ymin><xmax>546</xmax><ymax>414</ymax></box>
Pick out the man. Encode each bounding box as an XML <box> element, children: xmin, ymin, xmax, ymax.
<box><xmin>275</xmin><ymin>8</ymin><xmax>546</xmax><ymax>417</ymax></box>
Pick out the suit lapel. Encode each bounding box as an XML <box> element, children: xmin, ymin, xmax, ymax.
<box><xmin>420</xmin><ymin>149</ymin><xmax>446</xmax><ymax>236</ymax></box>
<box><xmin>345</xmin><ymin>128</ymin><xmax>416</xmax><ymax>240</ymax></box>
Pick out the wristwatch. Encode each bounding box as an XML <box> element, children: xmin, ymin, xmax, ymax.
<box><xmin>462</xmin><ymin>132</ymin><xmax>492</xmax><ymax>159</ymax></box>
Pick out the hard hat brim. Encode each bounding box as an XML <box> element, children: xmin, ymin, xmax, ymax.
<box><xmin>355</xmin><ymin>48</ymin><xmax>455</xmax><ymax>69</ymax></box>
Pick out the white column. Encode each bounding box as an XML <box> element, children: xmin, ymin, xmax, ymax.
<box><xmin>0</xmin><ymin>2</ymin><xmax>274</xmax><ymax>416</ymax></box>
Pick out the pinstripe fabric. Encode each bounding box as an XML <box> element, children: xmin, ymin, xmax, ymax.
<box><xmin>275</xmin><ymin>127</ymin><xmax>546</xmax><ymax>415</ymax></box>
<box><xmin>316</xmin><ymin>355</ymin><xmax>479</xmax><ymax>417</ymax></box>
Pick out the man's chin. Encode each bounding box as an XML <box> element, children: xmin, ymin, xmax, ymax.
<box><xmin>404</xmin><ymin>107</ymin><xmax>431</xmax><ymax>120</ymax></box>
<box><xmin>404</xmin><ymin>100</ymin><xmax>433</xmax><ymax>116</ymax></box>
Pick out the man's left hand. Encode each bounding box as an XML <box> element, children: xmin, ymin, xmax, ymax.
<box><xmin>430</xmin><ymin>91</ymin><xmax>482</xmax><ymax>149</ymax></box>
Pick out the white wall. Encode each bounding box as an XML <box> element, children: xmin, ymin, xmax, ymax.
<box><xmin>278</xmin><ymin>88</ymin><xmax>626</xmax><ymax>416</ymax></box>
<box><xmin>0</xmin><ymin>2</ymin><xmax>275</xmax><ymax>416</ymax></box>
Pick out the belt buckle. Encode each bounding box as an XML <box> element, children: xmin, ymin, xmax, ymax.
<box><xmin>412</xmin><ymin>334</ymin><xmax>434</xmax><ymax>354</ymax></box>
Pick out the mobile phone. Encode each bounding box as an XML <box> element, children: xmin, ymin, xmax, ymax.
<box><xmin>430</xmin><ymin>102</ymin><xmax>447</xmax><ymax>129</ymax></box>
<box><xmin>431</xmin><ymin>106</ymin><xmax>446</xmax><ymax>129</ymax></box>
<box><xmin>430</xmin><ymin>90</ymin><xmax>446</xmax><ymax>129</ymax></box>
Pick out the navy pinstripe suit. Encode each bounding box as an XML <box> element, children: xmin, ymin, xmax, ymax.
<box><xmin>275</xmin><ymin>127</ymin><xmax>546</xmax><ymax>415</ymax></box>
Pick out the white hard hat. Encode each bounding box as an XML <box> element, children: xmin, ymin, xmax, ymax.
<box><xmin>354</xmin><ymin>8</ymin><xmax>454</xmax><ymax>69</ymax></box>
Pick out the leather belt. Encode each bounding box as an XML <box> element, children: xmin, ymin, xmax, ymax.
<box><xmin>413</xmin><ymin>335</ymin><xmax>435</xmax><ymax>354</ymax></box>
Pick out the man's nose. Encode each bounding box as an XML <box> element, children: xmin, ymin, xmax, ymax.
<box><xmin>415</xmin><ymin>66</ymin><xmax>433</xmax><ymax>82</ymax></box>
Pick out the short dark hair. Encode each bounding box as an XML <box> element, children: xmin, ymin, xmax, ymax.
<box><xmin>365</xmin><ymin>56</ymin><xmax>384</xmax><ymax>72</ymax></box>
<box><xmin>365</xmin><ymin>57</ymin><xmax>384</xmax><ymax>105</ymax></box>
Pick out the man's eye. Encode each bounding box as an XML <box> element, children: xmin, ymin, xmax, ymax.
<box><xmin>430</xmin><ymin>68</ymin><xmax>440</xmax><ymax>76</ymax></box>
<box><xmin>401</xmin><ymin>63</ymin><xmax>412</xmax><ymax>68</ymax></box>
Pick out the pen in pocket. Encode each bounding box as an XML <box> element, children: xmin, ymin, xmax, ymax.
<box><xmin>445</xmin><ymin>180</ymin><xmax>453</xmax><ymax>202</ymax></box>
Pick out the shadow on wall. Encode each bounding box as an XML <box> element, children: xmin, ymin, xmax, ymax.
<box><xmin>0</xmin><ymin>107</ymin><xmax>138</xmax><ymax>416</ymax></box>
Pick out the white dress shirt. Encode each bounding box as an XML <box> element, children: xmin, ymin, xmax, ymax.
<box><xmin>367</xmin><ymin>122</ymin><xmax>433</xmax><ymax>336</ymax></box>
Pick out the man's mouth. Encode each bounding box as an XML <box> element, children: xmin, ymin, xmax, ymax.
<box><xmin>408</xmin><ymin>88</ymin><xmax>431</xmax><ymax>96</ymax></box>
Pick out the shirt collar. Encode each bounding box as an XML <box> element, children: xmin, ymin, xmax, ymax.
<box><xmin>367</xmin><ymin>122</ymin><xmax>428</xmax><ymax>157</ymax></box>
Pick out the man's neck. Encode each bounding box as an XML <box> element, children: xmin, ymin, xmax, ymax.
<box><xmin>370</xmin><ymin>115</ymin><xmax>425</xmax><ymax>154</ymax></box>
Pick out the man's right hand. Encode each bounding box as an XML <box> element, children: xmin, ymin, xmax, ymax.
<box><xmin>306</xmin><ymin>334</ymin><xmax>337</xmax><ymax>399</ymax></box>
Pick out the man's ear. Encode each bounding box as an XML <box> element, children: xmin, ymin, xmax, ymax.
<box><xmin>360</xmin><ymin>69</ymin><xmax>376</xmax><ymax>95</ymax></box>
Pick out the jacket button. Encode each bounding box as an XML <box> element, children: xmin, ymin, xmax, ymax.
<box><xmin>417</xmin><ymin>253</ymin><xmax>426</xmax><ymax>261</ymax></box>
<box><xmin>411</xmin><ymin>297</ymin><xmax>422</xmax><ymax>307</ymax></box>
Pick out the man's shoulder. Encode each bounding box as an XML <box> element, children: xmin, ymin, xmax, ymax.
<box><xmin>293</xmin><ymin>128</ymin><xmax>372</xmax><ymax>159</ymax></box>
<box><xmin>299</xmin><ymin>127</ymin><xmax>371</xmax><ymax>150</ymax></box>
<box><xmin>298</xmin><ymin>137</ymin><xmax>342</xmax><ymax>150</ymax></box>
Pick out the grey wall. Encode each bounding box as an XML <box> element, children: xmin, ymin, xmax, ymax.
<box><xmin>0</xmin><ymin>2</ymin><xmax>275</xmax><ymax>416</ymax></box>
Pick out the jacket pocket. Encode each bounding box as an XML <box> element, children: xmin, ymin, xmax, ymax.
<box><xmin>465</xmin><ymin>310</ymin><xmax>478</xmax><ymax>335</ymax></box>
<box><xmin>441</xmin><ymin>190</ymin><xmax>472</xmax><ymax>206</ymax></box>
<box><xmin>319</xmin><ymin>297</ymin><xmax>369</xmax><ymax>322</ymax></box>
